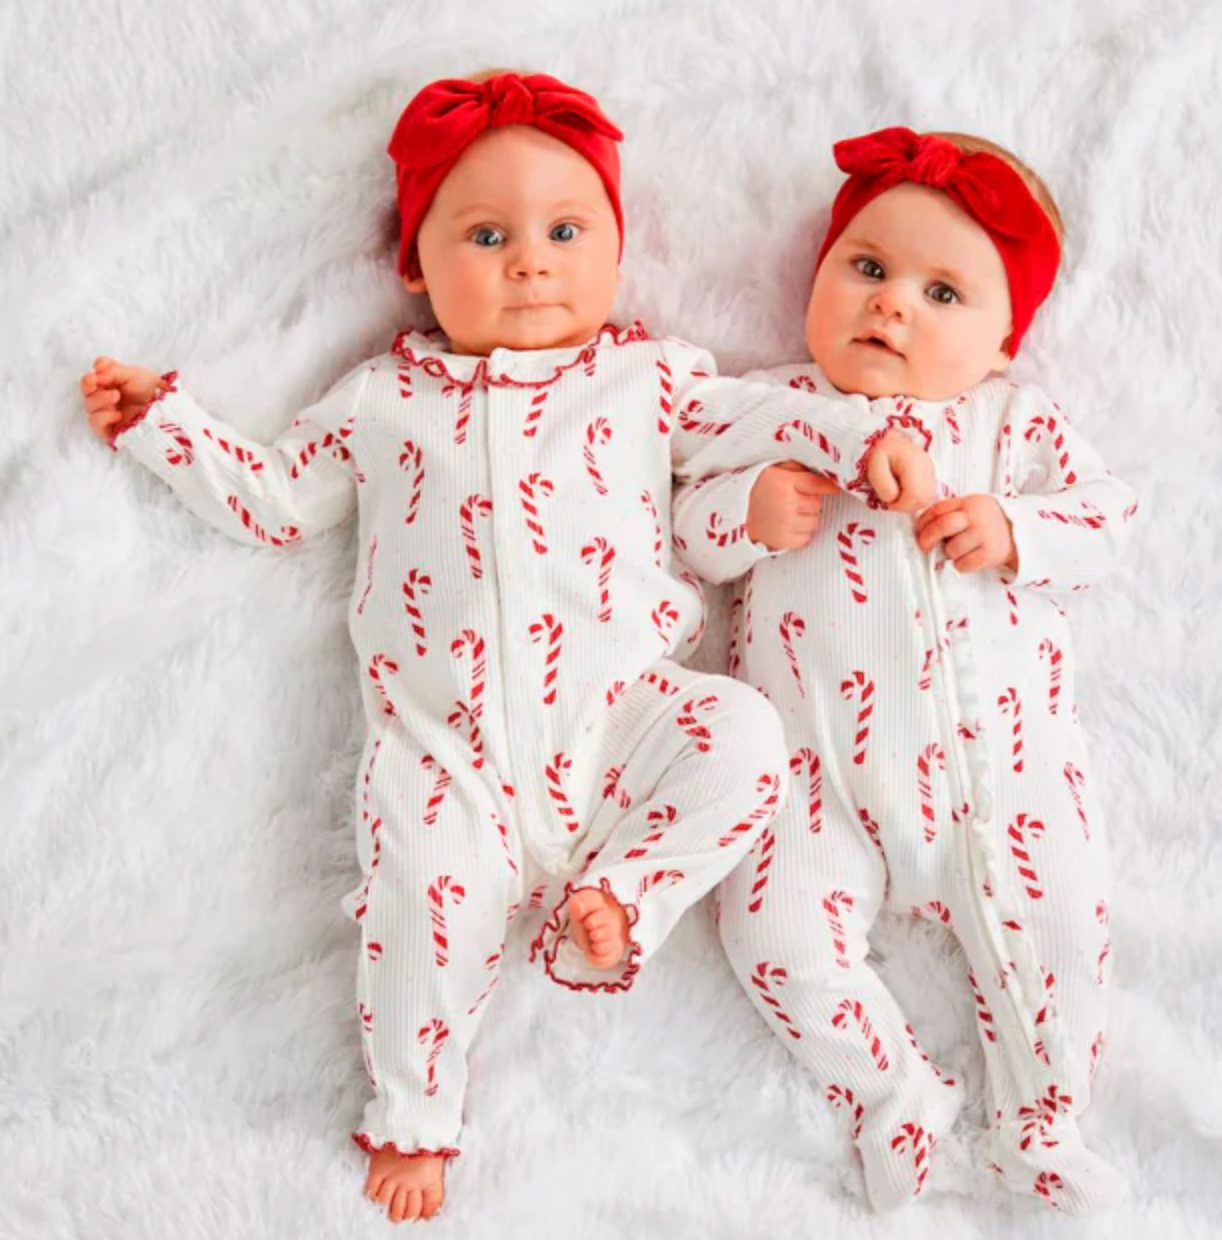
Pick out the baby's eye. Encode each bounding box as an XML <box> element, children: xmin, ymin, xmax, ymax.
<box><xmin>927</xmin><ymin>282</ymin><xmax>961</xmax><ymax>305</ymax></box>
<box><xmin>471</xmin><ymin>226</ymin><xmax>505</xmax><ymax>248</ymax></box>
<box><xmin>550</xmin><ymin>222</ymin><xmax>580</xmax><ymax>242</ymax></box>
<box><xmin>855</xmin><ymin>257</ymin><xmax>885</xmax><ymax>280</ymax></box>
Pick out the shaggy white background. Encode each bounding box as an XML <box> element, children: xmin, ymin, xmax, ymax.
<box><xmin>2</xmin><ymin>2</ymin><xmax>1219</xmax><ymax>1237</ymax></box>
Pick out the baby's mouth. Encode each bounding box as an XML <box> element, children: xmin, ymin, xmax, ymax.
<box><xmin>854</xmin><ymin>333</ymin><xmax>904</xmax><ymax>357</ymax></box>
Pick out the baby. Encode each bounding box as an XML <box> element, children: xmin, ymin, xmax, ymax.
<box><xmin>674</xmin><ymin>128</ymin><xmax>1137</xmax><ymax>1214</ymax></box>
<box><xmin>80</xmin><ymin>79</ymin><xmax>934</xmax><ymax>1223</ymax></box>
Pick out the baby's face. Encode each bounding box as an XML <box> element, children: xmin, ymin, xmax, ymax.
<box><xmin>405</xmin><ymin>126</ymin><xmax>621</xmax><ymax>355</ymax></box>
<box><xmin>805</xmin><ymin>182</ymin><xmax>1013</xmax><ymax>401</ymax></box>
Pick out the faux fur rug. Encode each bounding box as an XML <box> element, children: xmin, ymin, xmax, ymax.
<box><xmin>3</xmin><ymin>2</ymin><xmax>1219</xmax><ymax>1237</ymax></box>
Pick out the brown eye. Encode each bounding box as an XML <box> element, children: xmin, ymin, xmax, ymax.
<box><xmin>550</xmin><ymin>222</ymin><xmax>579</xmax><ymax>242</ymax></box>
<box><xmin>928</xmin><ymin>282</ymin><xmax>961</xmax><ymax>305</ymax></box>
<box><xmin>855</xmin><ymin>257</ymin><xmax>885</xmax><ymax>279</ymax></box>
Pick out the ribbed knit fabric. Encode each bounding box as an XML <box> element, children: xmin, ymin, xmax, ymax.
<box><xmin>676</xmin><ymin>363</ymin><xmax>1137</xmax><ymax>1214</ymax></box>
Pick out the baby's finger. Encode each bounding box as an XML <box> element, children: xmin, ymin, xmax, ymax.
<box><xmin>93</xmin><ymin>356</ymin><xmax>117</xmax><ymax>372</ymax></box>
<box><xmin>946</xmin><ymin>530</ymin><xmax>983</xmax><ymax>563</ymax></box>
<box><xmin>914</xmin><ymin>497</ymin><xmax>961</xmax><ymax>535</ymax></box>
<box><xmin>952</xmin><ymin>548</ymin><xmax>991</xmax><ymax>573</ymax></box>
<box><xmin>916</xmin><ymin>511</ymin><xmax>969</xmax><ymax>550</ymax></box>
<box><xmin>85</xmin><ymin>389</ymin><xmax>121</xmax><ymax>416</ymax></box>
<box><xmin>867</xmin><ymin>455</ymin><xmax>900</xmax><ymax>505</ymax></box>
<box><xmin>792</xmin><ymin>471</ymin><xmax>840</xmax><ymax>497</ymax></box>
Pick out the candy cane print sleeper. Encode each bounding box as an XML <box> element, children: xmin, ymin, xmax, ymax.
<box><xmin>673</xmin><ymin>362</ymin><xmax>1137</xmax><ymax>1214</ymax></box>
<box><xmin>111</xmin><ymin>324</ymin><xmax>896</xmax><ymax>1162</ymax></box>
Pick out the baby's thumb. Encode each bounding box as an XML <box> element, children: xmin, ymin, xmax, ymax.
<box><xmin>868</xmin><ymin>450</ymin><xmax>899</xmax><ymax>504</ymax></box>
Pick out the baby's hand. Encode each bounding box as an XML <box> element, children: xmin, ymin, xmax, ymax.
<box><xmin>746</xmin><ymin>462</ymin><xmax>839</xmax><ymax>551</ymax></box>
<box><xmin>915</xmin><ymin>494</ymin><xmax>1018</xmax><ymax>573</ymax></box>
<box><xmin>80</xmin><ymin>356</ymin><xmax>165</xmax><ymax>443</ymax></box>
<box><xmin>866</xmin><ymin>430</ymin><xmax>937</xmax><ymax>511</ymax></box>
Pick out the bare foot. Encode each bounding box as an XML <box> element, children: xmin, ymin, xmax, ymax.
<box><xmin>365</xmin><ymin>1148</ymin><xmax>445</xmax><ymax>1223</ymax></box>
<box><xmin>568</xmin><ymin>887</ymin><xmax>630</xmax><ymax>969</ymax></box>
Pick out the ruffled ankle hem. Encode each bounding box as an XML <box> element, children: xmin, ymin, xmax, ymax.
<box><xmin>352</xmin><ymin>1133</ymin><xmax>460</xmax><ymax>1160</ymax></box>
<box><xmin>528</xmin><ymin>877</ymin><xmax>643</xmax><ymax>993</ymax></box>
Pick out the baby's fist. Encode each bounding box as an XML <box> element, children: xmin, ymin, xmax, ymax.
<box><xmin>80</xmin><ymin>356</ymin><xmax>165</xmax><ymax>443</ymax></box>
<box><xmin>866</xmin><ymin>430</ymin><xmax>937</xmax><ymax>511</ymax></box>
<box><xmin>746</xmin><ymin>462</ymin><xmax>839</xmax><ymax>551</ymax></box>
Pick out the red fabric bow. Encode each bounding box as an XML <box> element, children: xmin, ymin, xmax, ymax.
<box><xmin>387</xmin><ymin>73</ymin><xmax>624</xmax><ymax>275</ymax></box>
<box><xmin>815</xmin><ymin>127</ymin><xmax>1061</xmax><ymax>355</ymax></box>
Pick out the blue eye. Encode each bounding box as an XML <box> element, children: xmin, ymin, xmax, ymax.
<box><xmin>855</xmin><ymin>257</ymin><xmax>885</xmax><ymax>279</ymax></box>
<box><xmin>471</xmin><ymin>226</ymin><xmax>505</xmax><ymax>247</ymax></box>
<box><xmin>550</xmin><ymin>222</ymin><xmax>579</xmax><ymax>242</ymax></box>
<box><xmin>927</xmin><ymin>282</ymin><xmax>961</xmax><ymax>305</ymax></box>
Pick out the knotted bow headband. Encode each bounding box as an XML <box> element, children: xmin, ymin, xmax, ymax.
<box><xmin>387</xmin><ymin>72</ymin><xmax>625</xmax><ymax>275</ymax></box>
<box><xmin>815</xmin><ymin>127</ymin><xmax>1061</xmax><ymax>355</ymax></box>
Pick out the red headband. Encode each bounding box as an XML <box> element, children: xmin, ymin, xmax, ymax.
<box><xmin>387</xmin><ymin>72</ymin><xmax>624</xmax><ymax>276</ymax></box>
<box><xmin>815</xmin><ymin>127</ymin><xmax>1061</xmax><ymax>356</ymax></box>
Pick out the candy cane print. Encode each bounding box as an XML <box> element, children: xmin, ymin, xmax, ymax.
<box><xmin>677</xmin><ymin>570</ymin><xmax>706</xmax><ymax>649</ymax></box>
<box><xmin>518</xmin><ymin>472</ymin><xmax>554</xmax><ymax>554</ymax></box>
<box><xmin>677</xmin><ymin>398</ymin><xmax>734</xmax><ymax>436</ymax></box>
<box><xmin>751</xmin><ymin>962</ymin><xmax>801</xmax><ymax>1040</ymax></box>
<box><xmin>1096</xmin><ymin>900</ymin><xmax>1111</xmax><ymax>985</ymax></box>
<box><xmin>399</xmin><ymin>439</ymin><xmax>425</xmax><ymax>524</ymax></box>
<box><xmin>917</xmin><ymin>646</ymin><xmax>935</xmax><ymax>692</ymax></box>
<box><xmin>705</xmin><ymin>511</ymin><xmax>748</xmax><ymax>548</ymax></box>
<box><xmin>428</xmin><ymin>875</ymin><xmax>466</xmax><ymax>967</ymax></box>
<box><xmin>396</xmin><ymin>363</ymin><xmax>412</xmax><ymax>400</ymax></box>
<box><xmin>467</xmin><ymin>950</ymin><xmax>504</xmax><ymax>1017</ymax></box>
<box><xmin>1035</xmin><ymin>502</ymin><xmax>1106</xmax><ymax>529</ymax></box>
<box><xmin>1090</xmin><ymin>1032</ymin><xmax>1106</xmax><ymax>1079</ymax></box>
<box><xmin>967</xmin><ymin>969</ymin><xmax>997</xmax><ymax>1043</ymax></box>
<box><xmin>1005</xmin><ymin>587</ymin><xmax>1020</xmax><ymax>627</ymax></box>
<box><xmin>602</xmin><ymin>764</ymin><xmax>631</xmax><ymax>810</ymax></box>
<box><xmin>837</xmin><ymin>522</ymin><xmax>876</xmax><ymax>603</ymax></box>
<box><xmin>826</xmin><ymin>1085</ymin><xmax>864</xmax><ymax>1139</ymax></box>
<box><xmin>905</xmin><ymin>1024</ymin><xmax>958</xmax><ymax>1086</ymax></box>
<box><xmin>638</xmin><ymin>870</ymin><xmax>684</xmax><ymax>903</ymax></box>
<box><xmin>745</xmin><ymin>827</ymin><xmax>776</xmax><ymax>914</ymax></box>
<box><xmin>728</xmin><ymin>598</ymin><xmax>743</xmax><ymax>678</ymax></box>
<box><xmin>442</xmin><ymin>380</ymin><xmax>474</xmax><ymax>446</ymax></box>
<box><xmin>943</xmin><ymin>397</ymin><xmax>965</xmax><ymax>444</ymax></box>
<box><xmin>201</xmin><ymin>427</ymin><xmax>266</xmax><ymax>471</ymax></box>
<box><xmin>418</xmin><ymin>1019</ymin><xmax>449</xmax><ymax>1097</ymax></box>
<box><xmin>1034</xmin><ymin>1171</ymin><xmax>1066</xmax><ymax>1210</ymax></box>
<box><xmin>367</xmin><ymin>654</ymin><xmax>399</xmax><ymax>717</ymax></box>
<box><xmin>447</xmin><ymin>700</ymin><xmax>484</xmax><ymax>769</ymax></box>
<box><xmin>359</xmin><ymin>1002</ymin><xmax>374</xmax><ymax>1032</ymax></box>
<box><xmin>583</xmin><ymin>417</ymin><xmax>613</xmax><ymax>495</ymax></box>
<box><xmin>840</xmin><ymin>671</ymin><xmax>876</xmax><ymax>766</ymax></box>
<box><xmin>1008</xmin><ymin>812</ymin><xmax>1046</xmax><ymax>899</ymax></box>
<box><xmin>624</xmin><ymin>804</ymin><xmax>679</xmax><ymax>861</ymax></box>
<box><xmin>352</xmin><ymin>826</ymin><xmax>382</xmax><ymax>921</ymax></box>
<box><xmin>366</xmin><ymin>940</ymin><xmax>383</xmax><ymax>962</ymax></box>
<box><xmin>832</xmin><ymin>999</ymin><xmax>890</xmax><ymax>1071</ymax></box>
<box><xmin>356</xmin><ymin>536</ymin><xmax>378</xmax><ymax>616</ymax></box>
<box><xmin>420</xmin><ymin>754</ymin><xmax>451</xmax><ymax>828</ymax></box>
<box><xmin>528</xmin><ymin>881</ymin><xmax>549</xmax><ymax>911</ymax></box>
<box><xmin>1024</xmin><ymin>414</ymin><xmax>1077</xmax><ymax>484</ymax></box>
<box><xmin>677</xmin><ymin>694</ymin><xmax>719</xmax><ymax>753</ymax></box>
<box><xmin>1018</xmin><ymin>1084</ymin><xmax>1073</xmax><ymax>1151</ymax></box>
<box><xmin>491</xmin><ymin>813</ymin><xmax>519</xmax><ymax>876</ymax></box>
<box><xmin>401</xmin><ymin>569</ymin><xmax>432</xmax><ymax>656</ymax></box>
<box><xmin>642</xmin><ymin>670</ymin><xmax>681</xmax><ymax>697</ymax></box>
<box><xmin>652</xmin><ymin>599</ymin><xmax>680</xmax><ymax>645</ymax></box>
<box><xmin>773</xmin><ymin>419</ymin><xmax>841</xmax><ymax>464</ymax></box>
<box><xmin>546</xmin><ymin>752</ymin><xmax>579</xmax><ymax>833</ymax></box>
<box><xmin>460</xmin><ymin>494</ymin><xmax>493</xmax><ymax>578</ymax></box>
<box><xmin>451</xmin><ymin>629</ymin><xmax>487</xmax><ymax>721</ymax></box>
<box><xmin>1038</xmin><ymin>639</ymin><xmax>1063</xmax><ymax>714</ymax></box>
<box><xmin>858</xmin><ymin>806</ymin><xmax>884</xmax><ymax>858</ymax></box>
<box><xmin>913</xmin><ymin>901</ymin><xmax>952</xmax><ymax>926</ymax></box>
<box><xmin>640</xmin><ymin>489</ymin><xmax>665</xmax><ymax>568</ymax></box>
<box><xmin>779</xmin><ymin>612</ymin><xmax>807</xmax><ymax>698</ymax></box>
<box><xmin>605</xmin><ymin>680</ymin><xmax>627</xmax><ymax>707</ymax></box>
<box><xmin>580</xmin><ymin>537</ymin><xmax>615</xmax><ymax>622</ymax></box>
<box><xmin>998</xmin><ymin>687</ymin><xmax>1024</xmax><ymax>772</ymax></box>
<box><xmin>890</xmin><ymin>1123</ymin><xmax>935</xmax><ymax>1197</ymax></box>
<box><xmin>717</xmin><ymin>772</ymin><xmax>782</xmax><ymax>848</ymax></box>
<box><xmin>1032</xmin><ymin>968</ymin><xmax>1057</xmax><ymax>1066</ymax></box>
<box><xmin>522</xmin><ymin>386</ymin><xmax>549</xmax><ymax>438</ymax></box>
<box><xmin>917</xmin><ymin>743</ymin><xmax>946</xmax><ymax>844</ymax></box>
<box><xmin>1123</xmin><ymin>499</ymin><xmax>1139</xmax><ymax>522</ymax></box>
<box><xmin>1062</xmin><ymin>762</ymin><xmax>1090</xmax><ymax>842</ymax></box>
<box><xmin>788</xmin><ymin>374</ymin><xmax>817</xmax><ymax>393</ymax></box>
<box><xmin>225</xmin><ymin>496</ymin><xmax>300</xmax><ymax>547</ymax></box>
<box><xmin>655</xmin><ymin>358</ymin><xmax>674</xmax><ymax>434</ymax></box>
<box><xmin>823</xmin><ymin>890</ymin><xmax>855</xmax><ymax>968</ymax></box>
<box><xmin>789</xmin><ymin>748</ymin><xmax>823</xmax><ymax>834</ymax></box>
<box><xmin>529</xmin><ymin>613</ymin><xmax>564</xmax><ymax>706</ymax></box>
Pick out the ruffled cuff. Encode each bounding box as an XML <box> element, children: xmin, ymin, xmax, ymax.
<box><xmin>108</xmin><ymin>370</ymin><xmax>179</xmax><ymax>452</ymax></box>
<box><xmin>351</xmin><ymin>1133</ymin><xmax>461</xmax><ymax>1160</ymax></box>
<box><xmin>528</xmin><ymin>877</ymin><xmax>644</xmax><ymax>994</ymax></box>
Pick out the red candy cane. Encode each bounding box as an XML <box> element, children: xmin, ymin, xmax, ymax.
<box><xmin>447</xmin><ymin>700</ymin><xmax>484</xmax><ymax>769</ymax></box>
<box><xmin>1038</xmin><ymin>639</ymin><xmax>1063</xmax><ymax>714</ymax></box>
<box><xmin>1096</xmin><ymin>900</ymin><xmax>1111</xmax><ymax>985</ymax></box>
<box><xmin>1064</xmin><ymin>763</ymin><xmax>1090</xmax><ymax>840</ymax></box>
<box><xmin>1036</xmin><ymin>502</ymin><xmax>1107</xmax><ymax>529</ymax></box>
<box><xmin>368</xmin><ymin>654</ymin><xmax>399</xmax><ymax>716</ymax></box>
<box><xmin>491</xmin><ymin>813</ymin><xmax>518</xmax><ymax>876</ymax></box>
<box><xmin>655</xmin><ymin>358</ymin><xmax>674</xmax><ymax>434</ymax></box>
<box><xmin>396</xmin><ymin>363</ymin><xmax>412</xmax><ymax>400</ymax></box>
<box><xmin>1005</xmin><ymin>587</ymin><xmax>1020</xmax><ymax>627</ymax></box>
<box><xmin>943</xmin><ymin>396</ymin><xmax>965</xmax><ymax>444</ymax></box>
<box><xmin>624</xmin><ymin>803</ymin><xmax>678</xmax><ymax>860</ymax></box>
<box><xmin>605</xmin><ymin>680</ymin><xmax>627</xmax><ymax>707</ymax></box>
<box><xmin>451</xmin><ymin>629</ymin><xmax>487</xmax><ymax>720</ymax></box>
<box><xmin>905</xmin><ymin>1023</ymin><xmax>957</xmax><ymax>1086</ymax></box>
<box><xmin>581</xmin><ymin>537</ymin><xmax>615</xmax><ymax>622</ymax></box>
<box><xmin>677</xmin><ymin>694</ymin><xmax>718</xmax><ymax>752</ymax></box>
<box><xmin>728</xmin><ymin>597</ymin><xmax>743</xmax><ymax>678</ymax></box>
<box><xmin>584</xmin><ymin>417</ymin><xmax>612</xmax><ymax>495</ymax></box>
<box><xmin>1018</xmin><ymin>1083</ymin><xmax>1073</xmax><ymax>1151</ymax></box>
<box><xmin>652</xmin><ymin>599</ymin><xmax>680</xmax><ymax>645</ymax></box>
<box><xmin>546</xmin><ymin>752</ymin><xmax>579</xmax><ymax>833</ymax></box>
<box><xmin>467</xmin><ymin>950</ymin><xmax>503</xmax><ymax>1017</ymax></box>
<box><xmin>717</xmin><ymin>772</ymin><xmax>781</xmax><ymax>848</ymax></box>
<box><xmin>443</xmin><ymin>380</ymin><xmax>474</xmax><ymax>446</ymax></box>
<box><xmin>428</xmin><ymin>875</ymin><xmax>466</xmax><ymax>967</ymax></box>
<box><xmin>602</xmin><ymin>764</ymin><xmax>631</xmax><ymax>809</ymax></box>
<box><xmin>638</xmin><ymin>869</ymin><xmax>684</xmax><ymax>901</ymax></box>
<box><xmin>998</xmin><ymin>687</ymin><xmax>1024</xmax><ymax>772</ymax></box>
<box><xmin>746</xmin><ymin>827</ymin><xmax>776</xmax><ymax>913</ymax></box>
<box><xmin>1024</xmin><ymin>414</ymin><xmax>1077</xmax><ymax>484</ymax></box>
<box><xmin>678</xmin><ymin>570</ymin><xmax>706</xmax><ymax>648</ymax></box>
<box><xmin>832</xmin><ymin>999</ymin><xmax>890</xmax><ymax>1071</ymax></box>
<box><xmin>1090</xmin><ymin>1033</ymin><xmax>1106</xmax><ymax>1079</ymax></box>
<box><xmin>677</xmin><ymin>398</ymin><xmax>733</xmax><ymax>436</ymax></box>
<box><xmin>417</xmin><ymin>1019</ymin><xmax>449</xmax><ymax>1096</ymax></box>
<box><xmin>1033</xmin><ymin>968</ymin><xmax>1057</xmax><ymax>1066</ymax></box>
<box><xmin>788</xmin><ymin>374</ymin><xmax>817</xmax><ymax>393</ymax></box>
<box><xmin>1034</xmin><ymin>1171</ymin><xmax>1066</xmax><ymax>1210</ymax></box>
<box><xmin>356</xmin><ymin>536</ymin><xmax>377</xmax><ymax>616</ymax></box>
<box><xmin>823</xmin><ymin>890</ymin><xmax>855</xmax><ymax>968</ymax></box>
<box><xmin>837</xmin><ymin>522</ymin><xmax>876</xmax><ymax>603</ymax></box>
<box><xmin>402</xmin><ymin>569</ymin><xmax>431</xmax><ymax>656</ymax></box>
<box><xmin>858</xmin><ymin>806</ymin><xmax>885</xmax><ymax>858</ymax></box>
<box><xmin>706</xmin><ymin>511</ymin><xmax>747</xmax><ymax>547</ymax></box>
<box><xmin>779</xmin><ymin>612</ymin><xmax>807</xmax><ymax>698</ymax></box>
<box><xmin>460</xmin><ymin>494</ymin><xmax>493</xmax><ymax>579</ymax></box>
<box><xmin>751</xmin><ymin>962</ymin><xmax>801</xmax><ymax>1040</ymax></box>
<box><xmin>789</xmin><ymin>748</ymin><xmax>823</xmax><ymax>834</ymax></box>
<box><xmin>399</xmin><ymin>439</ymin><xmax>424</xmax><ymax>524</ymax></box>
<box><xmin>840</xmin><ymin>670</ymin><xmax>876</xmax><ymax>766</ymax></box>
<box><xmin>968</xmin><ymin>969</ymin><xmax>997</xmax><ymax>1043</ymax></box>
<box><xmin>420</xmin><ymin>754</ymin><xmax>451</xmax><ymax>828</ymax></box>
<box><xmin>225</xmin><ymin>495</ymin><xmax>300</xmax><ymax>547</ymax></box>
<box><xmin>519</xmin><ymin>472</ymin><xmax>554</xmax><ymax>554</ymax></box>
<box><xmin>641</xmin><ymin>489</ymin><xmax>665</xmax><ymax>567</ymax></box>
<box><xmin>917</xmin><ymin>743</ymin><xmax>945</xmax><ymax>844</ymax></box>
<box><xmin>914</xmin><ymin>901</ymin><xmax>952</xmax><ymax>926</ymax></box>
<box><xmin>890</xmin><ymin>1124</ymin><xmax>935</xmax><ymax>1197</ymax></box>
<box><xmin>523</xmin><ymin>387</ymin><xmax>549</xmax><ymax>438</ymax></box>
<box><xmin>202</xmin><ymin>427</ymin><xmax>265</xmax><ymax>470</ymax></box>
<box><xmin>774</xmin><ymin>419</ymin><xmax>840</xmax><ymax>463</ymax></box>
<box><xmin>642</xmin><ymin>670</ymin><xmax>680</xmax><ymax>697</ymax></box>
<box><xmin>1008</xmin><ymin>812</ymin><xmax>1046</xmax><ymax>899</ymax></box>
<box><xmin>529</xmin><ymin>613</ymin><xmax>564</xmax><ymax>706</ymax></box>
<box><xmin>826</xmin><ymin>1085</ymin><xmax>864</xmax><ymax>1139</ymax></box>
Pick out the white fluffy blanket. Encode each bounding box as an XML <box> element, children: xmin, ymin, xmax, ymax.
<box><xmin>3</xmin><ymin>1</ymin><xmax>1219</xmax><ymax>1236</ymax></box>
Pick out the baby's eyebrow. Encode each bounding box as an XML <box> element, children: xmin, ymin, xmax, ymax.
<box><xmin>841</xmin><ymin>235</ymin><xmax>885</xmax><ymax>256</ymax></box>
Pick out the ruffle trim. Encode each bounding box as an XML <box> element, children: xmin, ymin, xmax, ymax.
<box><xmin>351</xmin><ymin>1133</ymin><xmax>460</xmax><ymax>1161</ymax></box>
<box><xmin>528</xmin><ymin>877</ymin><xmax>643</xmax><ymax>994</ymax></box>
<box><xmin>845</xmin><ymin>423</ymin><xmax>893</xmax><ymax>507</ymax></box>
<box><xmin>109</xmin><ymin>370</ymin><xmax>179</xmax><ymax>451</ymax></box>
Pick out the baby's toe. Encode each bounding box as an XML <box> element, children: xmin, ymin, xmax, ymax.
<box><xmin>421</xmin><ymin>1183</ymin><xmax>444</xmax><ymax>1219</ymax></box>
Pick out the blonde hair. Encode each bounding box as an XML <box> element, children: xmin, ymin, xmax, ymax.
<box><xmin>926</xmin><ymin>131</ymin><xmax>1064</xmax><ymax>243</ymax></box>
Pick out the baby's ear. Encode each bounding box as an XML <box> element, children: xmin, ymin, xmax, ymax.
<box><xmin>992</xmin><ymin>330</ymin><xmax>1014</xmax><ymax>372</ymax></box>
<box><xmin>402</xmin><ymin>270</ymin><xmax>428</xmax><ymax>295</ymax></box>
